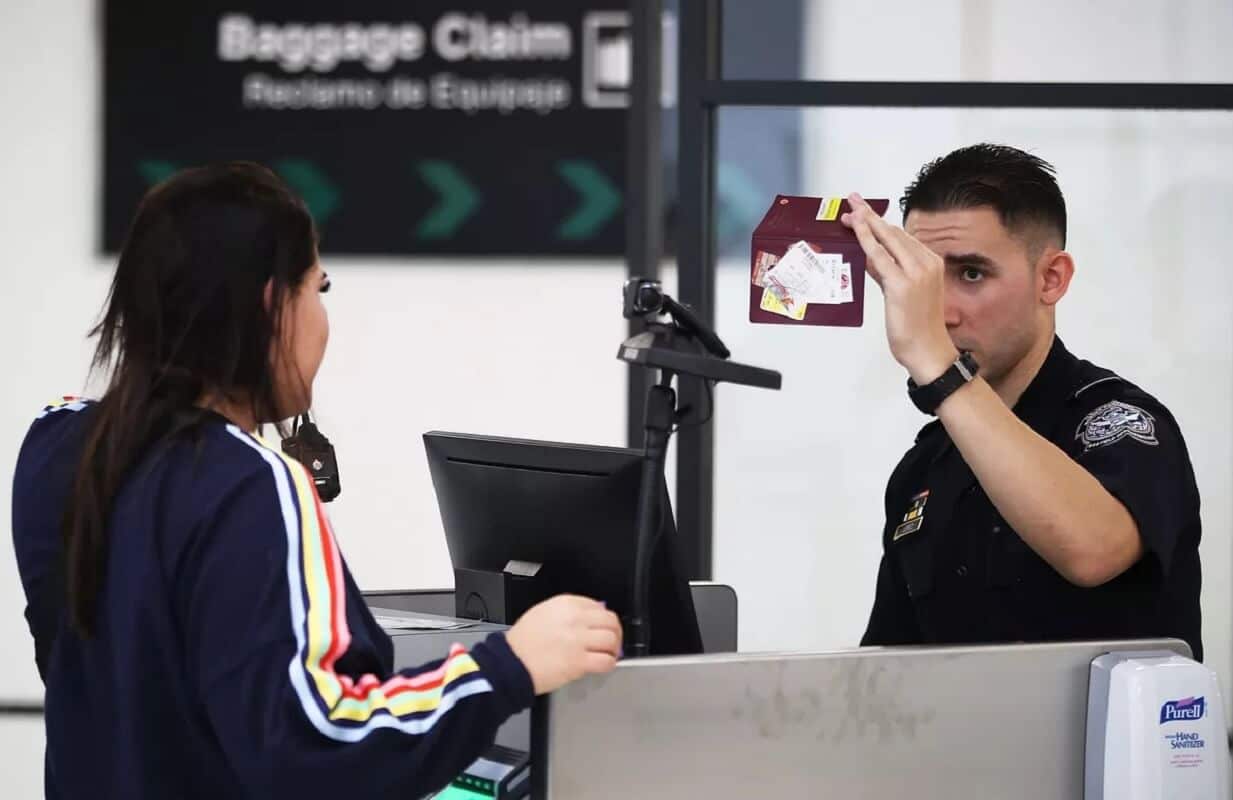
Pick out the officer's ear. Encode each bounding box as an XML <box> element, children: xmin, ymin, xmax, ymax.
<box><xmin>1037</xmin><ymin>247</ymin><xmax>1074</xmax><ymax>307</ymax></box>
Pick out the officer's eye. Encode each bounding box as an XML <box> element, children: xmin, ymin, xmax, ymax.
<box><xmin>959</xmin><ymin>266</ymin><xmax>985</xmax><ymax>283</ymax></box>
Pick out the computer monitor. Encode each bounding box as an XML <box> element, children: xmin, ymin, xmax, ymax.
<box><xmin>423</xmin><ymin>431</ymin><xmax>703</xmax><ymax>656</ymax></box>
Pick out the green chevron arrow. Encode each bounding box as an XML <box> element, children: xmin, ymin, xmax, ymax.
<box><xmin>415</xmin><ymin>160</ymin><xmax>480</xmax><ymax>239</ymax></box>
<box><xmin>137</xmin><ymin>159</ymin><xmax>179</xmax><ymax>186</ymax></box>
<box><xmin>556</xmin><ymin>160</ymin><xmax>621</xmax><ymax>240</ymax></box>
<box><xmin>274</xmin><ymin>159</ymin><xmax>340</xmax><ymax>225</ymax></box>
<box><xmin>137</xmin><ymin>159</ymin><xmax>340</xmax><ymax>225</ymax></box>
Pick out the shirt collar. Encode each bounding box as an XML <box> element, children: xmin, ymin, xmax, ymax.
<box><xmin>1008</xmin><ymin>335</ymin><xmax>1080</xmax><ymax>430</ymax></box>
<box><xmin>918</xmin><ymin>335</ymin><xmax>1078</xmax><ymax>459</ymax></box>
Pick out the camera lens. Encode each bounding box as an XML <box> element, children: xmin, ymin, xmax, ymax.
<box><xmin>636</xmin><ymin>284</ymin><xmax>663</xmax><ymax>313</ymax></box>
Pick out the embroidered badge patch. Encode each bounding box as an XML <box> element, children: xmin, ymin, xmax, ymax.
<box><xmin>893</xmin><ymin>490</ymin><xmax>930</xmax><ymax>541</ymax></box>
<box><xmin>1076</xmin><ymin>400</ymin><xmax>1158</xmax><ymax>452</ymax></box>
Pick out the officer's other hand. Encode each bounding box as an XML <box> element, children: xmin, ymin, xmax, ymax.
<box><xmin>841</xmin><ymin>193</ymin><xmax>957</xmax><ymax>383</ymax></box>
<box><xmin>505</xmin><ymin>594</ymin><xmax>622</xmax><ymax>695</ymax></box>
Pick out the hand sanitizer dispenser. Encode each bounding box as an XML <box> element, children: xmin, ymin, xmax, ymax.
<box><xmin>1086</xmin><ymin>651</ymin><xmax>1230</xmax><ymax>799</ymax></box>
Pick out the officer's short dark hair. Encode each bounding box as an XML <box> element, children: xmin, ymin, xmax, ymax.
<box><xmin>901</xmin><ymin>143</ymin><xmax>1067</xmax><ymax>255</ymax></box>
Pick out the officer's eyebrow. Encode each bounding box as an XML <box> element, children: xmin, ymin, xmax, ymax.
<box><xmin>943</xmin><ymin>252</ymin><xmax>997</xmax><ymax>269</ymax></box>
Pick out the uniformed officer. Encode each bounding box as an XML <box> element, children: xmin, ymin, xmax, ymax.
<box><xmin>842</xmin><ymin>144</ymin><xmax>1202</xmax><ymax>660</ymax></box>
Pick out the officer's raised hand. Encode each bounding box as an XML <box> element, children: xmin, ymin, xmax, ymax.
<box><xmin>841</xmin><ymin>192</ymin><xmax>958</xmax><ymax>387</ymax></box>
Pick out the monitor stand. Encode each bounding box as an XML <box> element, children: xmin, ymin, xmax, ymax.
<box><xmin>454</xmin><ymin>563</ymin><xmax>549</xmax><ymax>624</ymax></box>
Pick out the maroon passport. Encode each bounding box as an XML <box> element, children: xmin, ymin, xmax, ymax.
<box><xmin>749</xmin><ymin>194</ymin><xmax>890</xmax><ymax>327</ymax></box>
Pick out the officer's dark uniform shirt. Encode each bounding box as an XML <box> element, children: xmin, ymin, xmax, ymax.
<box><xmin>11</xmin><ymin>398</ymin><xmax>534</xmax><ymax>800</ymax></box>
<box><xmin>861</xmin><ymin>337</ymin><xmax>1203</xmax><ymax>661</ymax></box>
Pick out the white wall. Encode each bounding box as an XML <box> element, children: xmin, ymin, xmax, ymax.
<box><xmin>711</xmin><ymin>0</ymin><xmax>1233</xmax><ymax>722</ymax></box>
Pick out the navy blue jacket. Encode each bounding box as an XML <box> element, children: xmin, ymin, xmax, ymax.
<box><xmin>11</xmin><ymin>399</ymin><xmax>533</xmax><ymax>799</ymax></box>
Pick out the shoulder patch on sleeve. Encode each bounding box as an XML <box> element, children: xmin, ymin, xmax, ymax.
<box><xmin>1076</xmin><ymin>400</ymin><xmax>1159</xmax><ymax>452</ymax></box>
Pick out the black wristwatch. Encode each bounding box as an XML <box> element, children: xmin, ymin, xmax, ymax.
<box><xmin>907</xmin><ymin>351</ymin><xmax>980</xmax><ymax>415</ymax></box>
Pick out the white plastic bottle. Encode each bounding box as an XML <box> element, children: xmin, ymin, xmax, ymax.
<box><xmin>1086</xmin><ymin>651</ymin><xmax>1231</xmax><ymax>799</ymax></box>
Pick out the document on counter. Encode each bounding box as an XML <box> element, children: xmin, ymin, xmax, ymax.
<box><xmin>373</xmin><ymin>614</ymin><xmax>478</xmax><ymax>631</ymax></box>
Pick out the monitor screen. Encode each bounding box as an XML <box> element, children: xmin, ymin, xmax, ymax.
<box><xmin>423</xmin><ymin>431</ymin><xmax>702</xmax><ymax>656</ymax></box>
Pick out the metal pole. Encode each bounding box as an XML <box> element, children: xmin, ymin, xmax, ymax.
<box><xmin>674</xmin><ymin>0</ymin><xmax>721</xmax><ymax>579</ymax></box>
<box><xmin>625</xmin><ymin>0</ymin><xmax>665</xmax><ymax>448</ymax></box>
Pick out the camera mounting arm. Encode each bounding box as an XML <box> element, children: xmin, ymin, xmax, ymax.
<box><xmin>623</xmin><ymin>278</ymin><xmax>730</xmax><ymax>359</ymax></box>
<box><xmin>617</xmin><ymin>277</ymin><xmax>781</xmax><ymax>657</ymax></box>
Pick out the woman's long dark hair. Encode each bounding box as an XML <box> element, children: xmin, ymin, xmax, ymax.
<box><xmin>65</xmin><ymin>162</ymin><xmax>318</xmax><ymax>636</ymax></box>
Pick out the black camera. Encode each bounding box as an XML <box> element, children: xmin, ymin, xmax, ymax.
<box><xmin>623</xmin><ymin>277</ymin><xmax>664</xmax><ymax>319</ymax></box>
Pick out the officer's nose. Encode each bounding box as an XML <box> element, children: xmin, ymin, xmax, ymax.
<box><xmin>943</xmin><ymin>294</ymin><xmax>962</xmax><ymax>328</ymax></box>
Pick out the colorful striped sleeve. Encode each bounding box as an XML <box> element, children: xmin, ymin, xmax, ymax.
<box><xmin>35</xmin><ymin>395</ymin><xmax>90</xmax><ymax>419</ymax></box>
<box><xmin>187</xmin><ymin>426</ymin><xmax>533</xmax><ymax>797</ymax></box>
